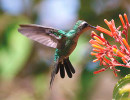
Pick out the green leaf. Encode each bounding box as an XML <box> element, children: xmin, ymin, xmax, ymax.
<box><xmin>113</xmin><ymin>74</ymin><xmax>130</xmax><ymax>100</ymax></box>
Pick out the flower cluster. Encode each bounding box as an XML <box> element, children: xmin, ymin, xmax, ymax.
<box><xmin>90</xmin><ymin>13</ymin><xmax>130</xmax><ymax>76</ymax></box>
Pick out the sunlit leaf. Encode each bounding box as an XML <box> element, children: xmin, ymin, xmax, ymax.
<box><xmin>113</xmin><ymin>74</ymin><xmax>130</xmax><ymax>100</ymax></box>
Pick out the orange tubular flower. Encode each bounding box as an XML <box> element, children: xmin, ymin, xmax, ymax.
<box><xmin>92</xmin><ymin>44</ymin><xmax>105</xmax><ymax>50</ymax></box>
<box><xmin>119</xmin><ymin>14</ymin><xmax>125</xmax><ymax>28</ymax></box>
<box><xmin>122</xmin><ymin>38</ymin><xmax>130</xmax><ymax>51</ymax></box>
<box><xmin>96</xmin><ymin>26</ymin><xmax>112</xmax><ymax>37</ymax></box>
<box><xmin>90</xmin><ymin>13</ymin><xmax>130</xmax><ymax>76</ymax></box>
<box><xmin>93</xmin><ymin>36</ymin><xmax>105</xmax><ymax>45</ymax></box>
<box><xmin>93</xmin><ymin>59</ymin><xmax>99</xmax><ymax>63</ymax></box>
<box><xmin>112</xmin><ymin>48</ymin><xmax>126</xmax><ymax>58</ymax></box>
<box><xmin>91</xmin><ymin>52</ymin><xmax>97</xmax><ymax>56</ymax></box>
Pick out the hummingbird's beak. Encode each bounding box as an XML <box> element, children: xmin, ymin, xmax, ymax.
<box><xmin>88</xmin><ymin>24</ymin><xmax>96</xmax><ymax>29</ymax></box>
<box><xmin>84</xmin><ymin>24</ymin><xmax>96</xmax><ymax>31</ymax></box>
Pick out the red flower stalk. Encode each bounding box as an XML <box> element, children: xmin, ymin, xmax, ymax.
<box><xmin>90</xmin><ymin>13</ymin><xmax>130</xmax><ymax>76</ymax></box>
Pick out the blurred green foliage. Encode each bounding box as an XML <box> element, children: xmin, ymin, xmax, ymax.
<box><xmin>0</xmin><ymin>18</ymin><xmax>32</xmax><ymax>80</ymax></box>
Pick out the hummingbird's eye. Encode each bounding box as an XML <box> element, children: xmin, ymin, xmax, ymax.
<box><xmin>82</xmin><ymin>23</ymin><xmax>88</xmax><ymax>29</ymax></box>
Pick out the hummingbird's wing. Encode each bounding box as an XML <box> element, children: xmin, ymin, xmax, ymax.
<box><xmin>18</xmin><ymin>24</ymin><xmax>63</xmax><ymax>48</ymax></box>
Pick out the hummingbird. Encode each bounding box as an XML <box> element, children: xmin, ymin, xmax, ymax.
<box><xmin>18</xmin><ymin>20</ymin><xmax>96</xmax><ymax>86</ymax></box>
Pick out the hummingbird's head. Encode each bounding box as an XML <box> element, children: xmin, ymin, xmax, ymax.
<box><xmin>73</xmin><ymin>20</ymin><xmax>96</xmax><ymax>37</ymax></box>
<box><xmin>77</xmin><ymin>20</ymin><xmax>96</xmax><ymax>31</ymax></box>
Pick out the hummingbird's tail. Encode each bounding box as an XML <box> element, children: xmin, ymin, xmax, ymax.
<box><xmin>50</xmin><ymin>58</ymin><xmax>75</xmax><ymax>87</ymax></box>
